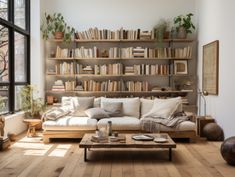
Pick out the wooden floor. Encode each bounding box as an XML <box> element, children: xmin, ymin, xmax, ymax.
<box><xmin>0</xmin><ymin>133</ymin><xmax>234</xmax><ymax>177</ymax></box>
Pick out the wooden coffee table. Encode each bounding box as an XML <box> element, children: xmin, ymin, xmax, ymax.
<box><xmin>79</xmin><ymin>133</ymin><xmax>176</xmax><ymax>162</ymax></box>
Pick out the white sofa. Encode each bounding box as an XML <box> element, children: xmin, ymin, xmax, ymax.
<box><xmin>42</xmin><ymin>97</ymin><xmax>196</xmax><ymax>143</ymax></box>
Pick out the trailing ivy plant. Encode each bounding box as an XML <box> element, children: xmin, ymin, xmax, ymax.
<box><xmin>174</xmin><ymin>13</ymin><xmax>195</xmax><ymax>34</ymax></box>
<box><xmin>41</xmin><ymin>12</ymin><xmax>75</xmax><ymax>42</ymax></box>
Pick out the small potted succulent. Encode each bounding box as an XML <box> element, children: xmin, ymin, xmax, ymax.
<box><xmin>174</xmin><ymin>13</ymin><xmax>195</xmax><ymax>39</ymax></box>
<box><xmin>41</xmin><ymin>13</ymin><xmax>75</xmax><ymax>41</ymax></box>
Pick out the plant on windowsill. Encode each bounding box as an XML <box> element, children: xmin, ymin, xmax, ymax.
<box><xmin>40</xmin><ymin>13</ymin><xmax>75</xmax><ymax>42</ymax></box>
<box><xmin>173</xmin><ymin>13</ymin><xmax>195</xmax><ymax>39</ymax></box>
<box><xmin>20</xmin><ymin>85</ymin><xmax>45</xmax><ymax>119</ymax></box>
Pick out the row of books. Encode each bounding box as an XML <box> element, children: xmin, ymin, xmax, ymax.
<box><xmin>51</xmin><ymin>80</ymin><xmax>76</xmax><ymax>91</ymax></box>
<box><xmin>82</xmin><ymin>80</ymin><xmax>149</xmax><ymax>92</ymax></box>
<box><xmin>55</xmin><ymin>46</ymin><xmax>73</xmax><ymax>58</ymax></box>
<box><xmin>74</xmin><ymin>27</ymin><xmax>154</xmax><ymax>40</ymax></box>
<box><xmin>48</xmin><ymin>63</ymin><xmax>169</xmax><ymax>76</ymax></box>
<box><xmin>55</xmin><ymin>62</ymin><xmax>75</xmax><ymax>75</ymax></box>
<box><xmin>53</xmin><ymin>46</ymin><xmax>192</xmax><ymax>59</ymax></box>
<box><xmin>124</xmin><ymin>64</ymin><xmax>169</xmax><ymax>75</ymax></box>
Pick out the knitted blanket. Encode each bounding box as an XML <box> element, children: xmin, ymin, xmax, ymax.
<box><xmin>140</xmin><ymin>116</ymin><xmax>189</xmax><ymax>132</ymax></box>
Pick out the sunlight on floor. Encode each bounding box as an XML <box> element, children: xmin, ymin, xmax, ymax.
<box><xmin>12</xmin><ymin>136</ymin><xmax>73</xmax><ymax>157</ymax></box>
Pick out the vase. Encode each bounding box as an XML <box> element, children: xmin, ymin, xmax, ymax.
<box><xmin>54</xmin><ymin>32</ymin><xmax>64</xmax><ymax>40</ymax></box>
<box><xmin>177</xmin><ymin>26</ymin><xmax>187</xmax><ymax>39</ymax></box>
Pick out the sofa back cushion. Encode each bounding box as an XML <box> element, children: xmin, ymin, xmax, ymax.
<box><xmin>140</xmin><ymin>97</ymin><xmax>183</xmax><ymax>118</ymax></box>
<box><xmin>100</xmin><ymin>97</ymin><xmax>140</xmax><ymax>118</ymax></box>
<box><xmin>72</xmin><ymin>97</ymin><xmax>94</xmax><ymax>117</ymax></box>
<box><xmin>140</xmin><ymin>98</ymin><xmax>154</xmax><ymax>117</ymax></box>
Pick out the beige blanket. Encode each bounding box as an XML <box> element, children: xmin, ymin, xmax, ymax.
<box><xmin>140</xmin><ymin>116</ymin><xmax>189</xmax><ymax>132</ymax></box>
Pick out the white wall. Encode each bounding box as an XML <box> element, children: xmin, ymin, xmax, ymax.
<box><xmin>197</xmin><ymin>0</ymin><xmax>235</xmax><ymax>138</ymax></box>
<box><xmin>41</xmin><ymin>0</ymin><xmax>196</xmax><ymax>31</ymax></box>
<box><xmin>31</xmin><ymin>0</ymin><xmax>44</xmax><ymax>98</ymax></box>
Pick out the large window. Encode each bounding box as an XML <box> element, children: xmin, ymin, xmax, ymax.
<box><xmin>0</xmin><ymin>0</ymin><xmax>30</xmax><ymax>114</ymax></box>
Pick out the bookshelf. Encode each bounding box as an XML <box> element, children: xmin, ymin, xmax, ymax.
<box><xmin>45</xmin><ymin>28</ymin><xmax>197</xmax><ymax>111</ymax></box>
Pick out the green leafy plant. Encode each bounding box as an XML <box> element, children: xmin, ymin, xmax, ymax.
<box><xmin>154</xmin><ymin>19</ymin><xmax>170</xmax><ymax>42</ymax></box>
<box><xmin>20</xmin><ymin>85</ymin><xmax>45</xmax><ymax>119</ymax></box>
<box><xmin>174</xmin><ymin>13</ymin><xmax>195</xmax><ymax>34</ymax></box>
<box><xmin>41</xmin><ymin>13</ymin><xmax>75</xmax><ymax>41</ymax></box>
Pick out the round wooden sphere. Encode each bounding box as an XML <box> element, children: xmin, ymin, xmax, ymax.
<box><xmin>203</xmin><ymin>123</ymin><xmax>224</xmax><ymax>141</ymax></box>
<box><xmin>221</xmin><ymin>137</ymin><xmax>235</xmax><ymax>166</ymax></box>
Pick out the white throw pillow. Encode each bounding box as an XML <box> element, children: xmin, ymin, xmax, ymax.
<box><xmin>143</xmin><ymin>97</ymin><xmax>182</xmax><ymax>119</ymax></box>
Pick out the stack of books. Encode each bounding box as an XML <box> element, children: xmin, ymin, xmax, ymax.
<box><xmin>51</xmin><ymin>80</ymin><xmax>65</xmax><ymax>91</ymax></box>
<box><xmin>124</xmin><ymin>66</ymin><xmax>135</xmax><ymax>75</ymax></box>
<box><xmin>139</xmin><ymin>31</ymin><xmax>153</xmax><ymax>40</ymax></box>
<box><xmin>132</xmin><ymin>47</ymin><xmax>147</xmax><ymax>58</ymax></box>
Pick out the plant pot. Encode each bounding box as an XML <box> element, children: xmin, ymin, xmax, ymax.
<box><xmin>163</xmin><ymin>31</ymin><xmax>170</xmax><ymax>39</ymax></box>
<box><xmin>54</xmin><ymin>32</ymin><xmax>64</xmax><ymax>40</ymax></box>
<box><xmin>177</xmin><ymin>26</ymin><xmax>187</xmax><ymax>39</ymax></box>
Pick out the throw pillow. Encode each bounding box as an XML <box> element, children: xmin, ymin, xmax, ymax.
<box><xmin>71</xmin><ymin>97</ymin><xmax>94</xmax><ymax>117</ymax></box>
<box><xmin>143</xmin><ymin>97</ymin><xmax>182</xmax><ymax>119</ymax></box>
<box><xmin>101</xmin><ymin>102</ymin><xmax>123</xmax><ymax>117</ymax></box>
<box><xmin>43</xmin><ymin>107</ymin><xmax>70</xmax><ymax>121</ymax></box>
<box><xmin>85</xmin><ymin>108</ymin><xmax>110</xmax><ymax>119</ymax></box>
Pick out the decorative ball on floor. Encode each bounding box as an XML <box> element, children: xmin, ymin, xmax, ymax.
<box><xmin>221</xmin><ymin>136</ymin><xmax>235</xmax><ymax>166</ymax></box>
<box><xmin>202</xmin><ymin>122</ymin><xmax>224</xmax><ymax>141</ymax></box>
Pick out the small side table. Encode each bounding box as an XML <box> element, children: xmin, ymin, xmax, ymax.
<box><xmin>23</xmin><ymin>119</ymin><xmax>42</xmax><ymax>137</ymax></box>
<box><xmin>196</xmin><ymin>116</ymin><xmax>215</xmax><ymax>137</ymax></box>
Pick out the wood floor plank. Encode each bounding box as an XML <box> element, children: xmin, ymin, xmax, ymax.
<box><xmin>0</xmin><ymin>134</ymin><xmax>235</xmax><ymax>177</ymax></box>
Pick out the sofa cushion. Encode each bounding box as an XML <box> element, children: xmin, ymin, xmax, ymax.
<box><xmin>140</xmin><ymin>98</ymin><xmax>154</xmax><ymax>117</ymax></box>
<box><xmin>71</xmin><ymin>97</ymin><xmax>94</xmax><ymax>117</ymax></box>
<box><xmin>97</xmin><ymin>117</ymin><xmax>140</xmax><ymax>131</ymax></box>
<box><xmin>85</xmin><ymin>107</ymin><xmax>109</xmax><ymax>119</ymax></box>
<box><xmin>101</xmin><ymin>97</ymin><xmax>140</xmax><ymax>118</ymax></box>
<box><xmin>101</xmin><ymin>102</ymin><xmax>123</xmax><ymax>117</ymax></box>
<box><xmin>42</xmin><ymin>116</ymin><xmax>97</xmax><ymax>131</ymax></box>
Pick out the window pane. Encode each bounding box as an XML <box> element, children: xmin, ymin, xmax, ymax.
<box><xmin>15</xmin><ymin>32</ymin><xmax>26</xmax><ymax>82</ymax></box>
<box><xmin>0</xmin><ymin>0</ymin><xmax>8</xmax><ymax>20</ymax></box>
<box><xmin>0</xmin><ymin>25</ymin><xmax>9</xmax><ymax>82</ymax></box>
<box><xmin>0</xmin><ymin>86</ymin><xmax>9</xmax><ymax>113</ymax></box>
<box><xmin>15</xmin><ymin>85</ymin><xmax>23</xmax><ymax>110</ymax></box>
<box><xmin>14</xmin><ymin>0</ymin><xmax>25</xmax><ymax>29</ymax></box>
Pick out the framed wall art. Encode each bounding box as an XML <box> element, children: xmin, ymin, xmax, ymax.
<box><xmin>202</xmin><ymin>40</ymin><xmax>219</xmax><ymax>95</ymax></box>
<box><xmin>174</xmin><ymin>60</ymin><xmax>188</xmax><ymax>75</ymax></box>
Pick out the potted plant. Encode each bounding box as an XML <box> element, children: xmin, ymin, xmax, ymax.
<box><xmin>174</xmin><ymin>13</ymin><xmax>195</xmax><ymax>39</ymax></box>
<box><xmin>20</xmin><ymin>85</ymin><xmax>45</xmax><ymax>119</ymax></box>
<box><xmin>154</xmin><ymin>18</ymin><xmax>170</xmax><ymax>43</ymax></box>
<box><xmin>41</xmin><ymin>13</ymin><xmax>75</xmax><ymax>41</ymax></box>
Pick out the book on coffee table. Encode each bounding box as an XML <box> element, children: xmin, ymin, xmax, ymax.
<box><xmin>132</xmin><ymin>134</ymin><xmax>155</xmax><ymax>141</ymax></box>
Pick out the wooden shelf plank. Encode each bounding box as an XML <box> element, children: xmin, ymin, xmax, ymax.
<box><xmin>47</xmin><ymin>57</ymin><xmax>192</xmax><ymax>60</ymax></box>
<box><xmin>46</xmin><ymin>90</ymin><xmax>193</xmax><ymax>94</ymax></box>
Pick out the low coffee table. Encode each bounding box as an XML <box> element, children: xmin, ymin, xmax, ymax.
<box><xmin>79</xmin><ymin>133</ymin><xmax>176</xmax><ymax>162</ymax></box>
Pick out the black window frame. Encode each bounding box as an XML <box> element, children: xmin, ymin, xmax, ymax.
<box><xmin>0</xmin><ymin>0</ymin><xmax>30</xmax><ymax>114</ymax></box>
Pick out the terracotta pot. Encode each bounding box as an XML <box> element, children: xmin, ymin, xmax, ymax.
<box><xmin>163</xmin><ymin>31</ymin><xmax>170</xmax><ymax>39</ymax></box>
<box><xmin>177</xmin><ymin>26</ymin><xmax>187</xmax><ymax>39</ymax></box>
<box><xmin>54</xmin><ymin>32</ymin><xmax>64</xmax><ymax>40</ymax></box>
